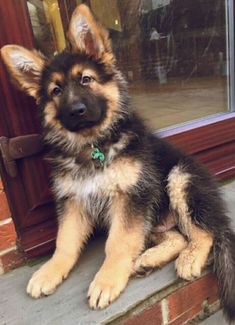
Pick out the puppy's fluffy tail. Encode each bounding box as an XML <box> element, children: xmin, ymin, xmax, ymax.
<box><xmin>214</xmin><ymin>230</ymin><xmax>235</xmax><ymax>323</ymax></box>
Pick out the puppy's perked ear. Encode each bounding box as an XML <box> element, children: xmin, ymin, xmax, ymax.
<box><xmin>0</xmin><ymin>45</ymin><xmax>46</xmax><ymax>98</ymax></box>
<box><xmin>68</xmin><ymin>4</ymin><xmax>115</xmax><ymax>64</ymax></box>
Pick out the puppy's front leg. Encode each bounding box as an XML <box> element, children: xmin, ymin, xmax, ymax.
<box><xmin>88</xmin><ymin>198</ymin><xmax>145</xmax><ymax>309</ymax></box>
<box><xmin>27</xmin><ymin>199</ymin><xmax>92</xmax><ymax>298</ymax></box>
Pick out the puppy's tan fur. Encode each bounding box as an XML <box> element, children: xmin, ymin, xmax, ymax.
<box><xmin>135</xmin><ymin>230</ymin><xmax>188</xmax><ymax>272</ymax></box>
<box><xmin>88</xmin><ymin>195</ymin><xmax>145</xmax><ymax>308</ymax></box>
<box><xmin>27</xmin><ymin>199</ymin><xmax>92</xmax><ymax>298</ymax></box>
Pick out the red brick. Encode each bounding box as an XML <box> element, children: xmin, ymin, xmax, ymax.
<box><xmin>0</xmin><ymin>191</ymin><xmax>11</xmax><ymax>220</ymax></box>
<box><xmin>168</xmin><ymin>273</ymin><xmax>219</xmax><ymax>321</ymax></box>
<box><xmin>1</xmin><ymin>248</ymin><xmax>24</xmax><ymax>272</ymax></box>
<box><xmin>169</xmin><ymin>303</ymin><xmax>202</xmax><ymax>325</ymax></box>
<box><xmin>0</xmin><ymin>221</ymin><xmax>17</xmax><ymax>250</ymax></box>
<box><xmin>123</xmin><ymin>302</ymin><xmax>162</xmax><ymax>325</ymax></box>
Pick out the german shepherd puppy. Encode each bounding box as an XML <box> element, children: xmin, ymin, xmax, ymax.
<box><xmin>1</xmin><ymin>4</ymin><xmax>235</xmax><ymax>321</ymax></box>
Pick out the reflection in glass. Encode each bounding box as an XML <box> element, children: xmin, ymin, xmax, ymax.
<box><xmin>106</xmin><ymin>0</ymin><xmax>229</xmax><ymax>129</ymax></box>
<box><xmin>27</xmin><ymin>0</ymin><xmax>229</xmax><ymax>129</ymax></box>
<box><xmin>27</xmin><ymin>0</ymin><xmax>65</xmax><ymax>55</ymax></box>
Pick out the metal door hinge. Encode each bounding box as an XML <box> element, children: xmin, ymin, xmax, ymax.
<box><xmin>0</xmin><ymin>134</ymin><xmax>44</xmax><ymax>178</ymax></box>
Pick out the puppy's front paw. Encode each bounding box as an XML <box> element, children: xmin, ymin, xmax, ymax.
<box><xmin>27</xmin><ymin>260</ymin><xmax>68</xmax><ymax>298</ymax></box>
<box><xmin>88</xmin><ymin>269</ymin><xmax>129</xmax><ymax>309</ymax></box>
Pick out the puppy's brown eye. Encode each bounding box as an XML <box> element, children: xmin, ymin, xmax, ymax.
<box><xmin>52</xmin><ymin>86</ymin><xmax>62</xmax><ymax>97</ymax></box>
<box><xmin>81</xmin><ymin>75</ymin><xmax>92</xmax><ymax>85</ymax></box>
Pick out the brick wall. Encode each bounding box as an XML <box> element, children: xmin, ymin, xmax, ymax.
<box><xmin>0</xmin><ymin>177</ymin><xmax>24</xmax><ymax>274</ymax></box>
<box><xmin>122</xmin><ymin>273</ymin><xmax>220</xmax><ymax>325</ymax></box>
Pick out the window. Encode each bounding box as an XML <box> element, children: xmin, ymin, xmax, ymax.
<box><xmin>27</xmin><ymin>0</ymin><xmax>234</xmax><ymax>131</ymax></box>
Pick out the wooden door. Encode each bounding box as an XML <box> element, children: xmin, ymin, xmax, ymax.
<box><xmin>0</xmin><ymin>0</ymin><xmax>57</xmax><ymax>258</ymax></box>
<box><xmin>0</xmin><ymin>0</ymin><xmax>235</xmax><ymax>260</ymax></box>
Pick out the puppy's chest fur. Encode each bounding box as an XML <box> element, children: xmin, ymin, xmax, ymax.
<box><xmin>53</xmin><ymin>146</ymin><xmax>141</xmax><ymax>222</ymax></box>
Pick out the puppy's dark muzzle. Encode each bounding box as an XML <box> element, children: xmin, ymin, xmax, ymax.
<box><xmin>58</xmin><ymin>100</ymin><xmax>102</xmax><ymax>132</ymax></box>
<box><xmin>69</xmin><ymin>102</ymin><xmax>87</xmax><ymax>117</ymax></box>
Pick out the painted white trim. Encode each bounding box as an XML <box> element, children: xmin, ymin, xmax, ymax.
<box><xmin>0</xmin><ymin>218</ymin><xmax>12</xmax><ymax>226</ymax></box>
<box><xmin>0</xmin><ymin>259</ymin><xmax>4</xmax><ymax>275</ymax></box>
<box><xmin>161</xmin><ymin>298</ymin><xmax>169</xmax><ymax>325</ymax></box>
<box><xmin>0</xmin><ymin>245</ymin><xmax>17</xmax><ymax>256</ymax></box>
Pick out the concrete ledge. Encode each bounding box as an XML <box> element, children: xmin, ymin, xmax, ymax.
<box><xmin>201</xmin><ymin>310</ymin><xmax>228</xmax><ymax>325</ymax></box>
<box><xmin>0</xmin><ymin>182</ymin><xmax>234</xmax><ymax>325</ymax></box>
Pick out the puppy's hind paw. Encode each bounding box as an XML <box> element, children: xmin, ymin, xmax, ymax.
<box><xmin>133</xmin><ymin>254</ymin><xmax>155</xmax><ymax>277</ymax></box>
<box><xmin>175</xmin><ymin>245</ymin><xmax>205</xmax><ymax>281</ymax></box>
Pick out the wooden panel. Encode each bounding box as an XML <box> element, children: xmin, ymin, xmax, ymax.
<box><xmin>161</xmin><ymin>114</ymin><xmax>235</xmax><ymax>181</ymax></box>
<box><xmin>160</xmin><ymin>113</ymin><xmax>235</xmax><ymax>154</ymax></box>
<box><xmin>24</xmin><ymin>114</ymin><xmax>235</xmax><ymax>258</ymax></box>
<box><xmin>194</xmin><ymin>141</ymin><xmax>235</xmax><ymax>180</ymax></box>
<box><xmin>0</xmin><ymin>0</ymin><xmax>57</xmax><ymax>258</ymax></box>
<box><xmin>20</xmin><ymin>219</ymin><xmax>57</xmax><ymax>257</ymax></box>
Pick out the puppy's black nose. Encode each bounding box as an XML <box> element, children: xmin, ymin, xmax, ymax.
<box><xmin>70</xmin><ymin>102</ymin><xmax>87</xmax><ymax>117</ymax></box>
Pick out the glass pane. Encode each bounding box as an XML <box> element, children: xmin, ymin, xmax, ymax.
<box><xmin>27</xmin><ymin>0</ymin><xmax>230</xmax><ymax>130</ymax></box>
<box><xmin>27</xmin><ymin>0</ymin><xmax>66</xmax><ymax>56</ymax></box>
<box><xmin>106</xmin><ymin>0</ymin><xmax>229</xmax><ymax>129</ymax></box>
